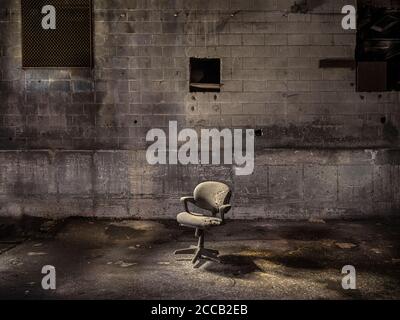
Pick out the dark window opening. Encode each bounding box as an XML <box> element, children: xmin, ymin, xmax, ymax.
<box><xmin>190</xmin><ymin>58</ymin><xmax>221</xmax><ymax>92</ymax></box>
<box><xmin>21</xmin><ymin>0</ymin><xmax>93</xmax><ymax>68</ymax></box>
<box><xmin>356</xmin><ymin>2</ymin><xmax>400</xmax><ymax>91</ymax></box>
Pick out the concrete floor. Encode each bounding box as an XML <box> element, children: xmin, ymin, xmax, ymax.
<box><xmin>0</xmin><ymin>217</ymin><xmax>399</xmax><ymax>300</ymax></box>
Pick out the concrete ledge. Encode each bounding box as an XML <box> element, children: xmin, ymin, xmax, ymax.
<box><xmin>0</xmin><ymin>149</ymin><xmax>399</xmax><ymax>219</ymax></box>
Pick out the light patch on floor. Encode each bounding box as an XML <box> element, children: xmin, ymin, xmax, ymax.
<box><xmin>0</xmin><ymin>218</ymin><xmax>399</xmax><ymax>299</ymax></box>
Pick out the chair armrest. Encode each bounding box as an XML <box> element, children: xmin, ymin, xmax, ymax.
<box><xmin>180</xmin><ymin>196</ymin><xmax>195</xmax><ymax>212</ymax></box>
<box><xmin>219</xmin><ymin>204</ymin><xmax>232</xmax><ymax>222</ymax></box>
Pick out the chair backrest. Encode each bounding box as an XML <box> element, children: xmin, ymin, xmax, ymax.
<box><xmin>193</xmin><ymin>181</ymin><xmax>231</xmax><ymax>212</ymax></box>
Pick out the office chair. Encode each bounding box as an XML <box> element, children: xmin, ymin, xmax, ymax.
<box><xmin>175</xmin><ymin>181</ymin><xmax>232</xmax><ymax>266</ymax></box>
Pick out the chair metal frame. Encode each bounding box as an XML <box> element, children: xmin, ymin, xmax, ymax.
<box><xmin>175</xmin><ymin>182</ymin><xmax>232</xmax><ymax>267</ymax></box>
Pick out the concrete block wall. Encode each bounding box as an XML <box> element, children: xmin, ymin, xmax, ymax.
<box><xmin>1</xmin><ymin>149</ymin><xmax>399</xmax><ymax>219</ymax></box>
<box><xmin>0</xmin><ymin>0</ymin><xmax>399</xmax><ymax>219</ymax></box>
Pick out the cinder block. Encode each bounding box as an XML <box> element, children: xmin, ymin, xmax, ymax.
<box><xmin>253</xmin><ymin>46</ymin><xmax>277</xmax><ymax>57</ymax></box>
<box><xmin>288</xmin><ymin>34</ymin><xmax>310</xmax><ymax>45</ymax></box>
<box><xmin>253</xmin><ymin>22</ymin><xmax>276</xmax><ymax>33</ymax></box>
<box><xmin>334</xmin><ymin>34</ymin><xmax>356</xmax><ymax>45</ymax></box>
<box><xmin>276</xmin><ymin>46</ymin><xmax>300</xmax><ymax>57</ymax></box>
<box><xmin>243</xmin><ymin>103</ymin><xmax>265</xmax><ymax>114</ymax></box>
<box><xmin>254</xmin><ymin>0</ymin><xmax>277</xmax><ymax>10</ymax></box>
<box><xmin>265</xmin><ymin>57</ymin><xmax>288</xmax><ymax>68</ymax></box>
<box><xmin>231</xmin><ymin>46</ymin><xmax>256</xmax><ymax>57</ymax></box>
<box><xmin>220</xmin><ymin>103</ymin><xmax>243</xmax><ymax>114</ymax></box>
<box><xmin>219</xmin><ymin>34</ymin><xmax>242</xmax><ymax>45</ymax></box>
<box><xmin>265</xmin><ymin>34</ymin><xmax>287</xmax><ymax>45</ymax></box>
<box><xmin>243</xmin><ymin>81</ymin><xmax>266</xmax><ymax>92</ymax></box>
<box><xmin>243</xmin><ymin>34</ymin><xmax>264</xmax><ymax>45</ymax></box>
<box><xmin>221</xmin><ymin>80</ymin><xmax>243</xmax><ymax>92</ymax></box>
<box><xmin>288</xmin><ymin>81</ymin><xmax>310</xmax><ymax>91</ymax></box>
<box><xmin>230</xmin><ymin>22</ymin><xmax>253</xmax><ymax>34</ymax></box>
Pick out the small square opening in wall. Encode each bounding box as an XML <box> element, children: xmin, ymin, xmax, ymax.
<box><xmin>356</xmin><ymin>2</ymin><xmax>400</xmax><ymax>91</ymax></box>
<box><xmin>190</xmin><ymin>58</ymin><xmax>221</xmax><ymax>92</ymax></box>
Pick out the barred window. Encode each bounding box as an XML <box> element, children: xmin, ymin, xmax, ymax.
<box><xmin>21</xmin><ymin>0</ymin><xmax>93</xmax><ymax>68</ymax></box>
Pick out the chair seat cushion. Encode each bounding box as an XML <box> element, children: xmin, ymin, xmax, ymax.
<box><xmin>177</xmin><ymin>212</ymin><xmax>222</xmax><ymax>229</ymax></box>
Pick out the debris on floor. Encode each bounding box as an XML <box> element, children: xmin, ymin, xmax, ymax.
<box><xmin>27</xmin><ymin>252</ymin><xmax>47</xmax><ymax>256</ymax></box>
<box><xmin>308</xmin><ymin>218</ymin><xmax>326</xmax><ymax>224</ymax></box>
<box><xmin>0</xmin><ymin>217</ymin><xmax>399</xmax><ymax>299</ymax></box>
<box><xmin>335</xmin><ymin>242</ymin><xmax>357</xmax><ymax>249</ymax></box>
<box><xmin>113</xmin><ymin>260</ymin><xmax>138</xmax><ymax>268</ymax></box>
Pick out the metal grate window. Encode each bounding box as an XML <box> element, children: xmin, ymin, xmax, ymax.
<box><xmin>21</xmin><ymin>0</ymin><xmax>92</xmax><ymax>68</ymax></box>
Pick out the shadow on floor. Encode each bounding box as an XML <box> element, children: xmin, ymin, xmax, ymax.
<box><xmin>203</xmin><ymin>255</ymin><xmax>262</xmax><ymax>276</ymax></box>
<box><xmin>0</xmin><ymin>217</ymin><xmax>399</xmax><ymax>299</ymax></box>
